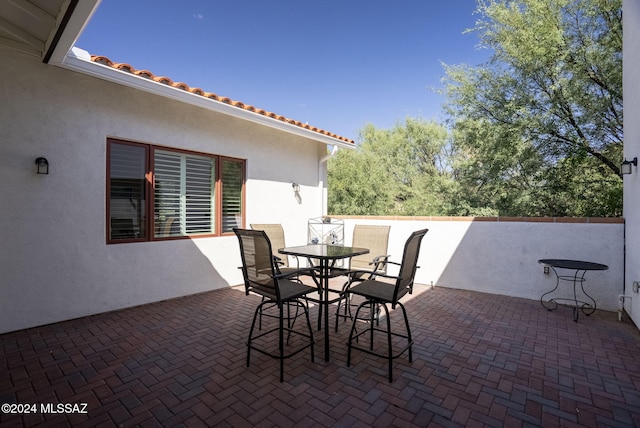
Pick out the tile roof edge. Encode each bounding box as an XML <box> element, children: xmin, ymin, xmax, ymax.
<box><xmin>87</xmin><ymin>53</ymin><xmax>355</xmax><ymax>146</ymax></box>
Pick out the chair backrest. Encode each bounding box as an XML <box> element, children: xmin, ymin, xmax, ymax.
<box><xmin>251</xmin><ymin>223</ymin><xmax>288</xmax><ymax>267</ymax></box>
<box><xmin>392</xmin><ymin>229</ymin><xmax>429</xmax><ymax>305</ymax></box>
<box><xmin>159</xmin><ymin>217</ymin><xmax>176</xmax><ymax>237</ymax></box>
<box><xmin>350</xmin><ymin>224</ymin><xmax>390</xmax><ymax>273</ymax></box>
<box><xmin>234</xmin><ymin>228</ymin><xmax>280</xmax><ymax>301</ymax></box>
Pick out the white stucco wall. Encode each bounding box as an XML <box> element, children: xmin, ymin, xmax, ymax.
<box><xmin>339</xmin><ymin>218</ymin><xmax>624</xmax><ymax>313</ymax></box>
<box><xmin>623</xmin><ymin>0</ymin><xmax>640</xmax><ymax>326</ymax></box>
<box><xmin>0</xmin><ymin>47</ymin><xmax>329</xmax><ymax>333</ymax></box>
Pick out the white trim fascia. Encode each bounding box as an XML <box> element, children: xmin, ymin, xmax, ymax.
<box><xmin>58</xmin><ymin>47</ymin><xmax>355</xmax><ymax>149</ymax></box>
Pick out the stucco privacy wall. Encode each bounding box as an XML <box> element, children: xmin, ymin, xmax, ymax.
<box><xmin>0</xmin><ymin>47</ymin><xmax>326</xmax><ymax>333</ymax></box>
<box><xmin>623</xmin><ymin>0</ymin><xmax>640</xmax><ymax>328</ymax></box>
<box><xmin>336</xmin><ymin>217</ymin><xmax>624</xmax><ymax>312</ymax></box>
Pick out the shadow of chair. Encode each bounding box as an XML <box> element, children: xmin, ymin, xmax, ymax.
<box><xmin>234</xmin><ymin>228</ymin><xmax>315</xmax><ymax>382</ymax></box>
<box><xmin>346</xmin><ymin>228</ymin><xmax>428</xmax><ymax>382</ymax></box>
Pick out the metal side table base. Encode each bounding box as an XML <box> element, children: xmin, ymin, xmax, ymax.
<box><xmin>538</xmin><ymin>259</ymin><xmax>608</xmax><ymax>322</ymax></box>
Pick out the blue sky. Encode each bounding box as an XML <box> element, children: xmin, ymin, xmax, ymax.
<box><xmin>76</xmin><ymin>0</ymin><xmax>489</xmax><ymax>142</ymax></box>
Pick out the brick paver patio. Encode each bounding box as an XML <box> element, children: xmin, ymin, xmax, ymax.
<box><xmin>2</xmin><ymin>284</ymin><xmax>640</xmax><ymax>427</ymax></box>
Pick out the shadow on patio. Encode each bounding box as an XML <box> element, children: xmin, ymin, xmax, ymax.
<box><xmin>2</xmin><ymin>283</ymin><xmax>640</xmax><ymax>427</ymax></box>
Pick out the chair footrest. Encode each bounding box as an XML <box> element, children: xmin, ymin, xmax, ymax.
<box><xmin>348</xmin><ymin>328</ymin><xmax>413</xmax><ymax>360</ymax></box>
<box><xmin>348</xmin><ymin>341</ymin><xmax>413</xmax><ymax>361</ymax></box>
<box><xmin>336</xmin><ymin>304</ymin><xmax>373</xmax><ymax>321</ymax></box>
<box><xmin>249</xmin><ymin>337</ymin><xmax>314</xmax><ymax>361</ymax></box>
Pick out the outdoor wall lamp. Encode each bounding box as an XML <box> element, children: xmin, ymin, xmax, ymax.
<box><xmin>621</xmin><ymin>157</ymin><xmax>637</xmax><ymax>175</ymax></box>
<box><xmin>292</xmin><ymin>182</ymin><xmax>300</xmax><ymax>192</ymax></box>
<box><xmin>35</xmin><ymin>157</ymin><xmax>49</xmax><ymax>174</ymax></box>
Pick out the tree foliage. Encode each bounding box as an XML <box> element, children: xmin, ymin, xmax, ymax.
<box><xmin>328</xmin><ymin>119</ymin><xmax>457</xmax><ymax>216</ymax></box>
<box><xmin>444</xmin><ymin>0</ymin><xmax>623</xmax><ymax>216</ymax></box>
<box><xmin>329</xmin><ymin>0</ymin><xmax>623</xmax><ymax>217</ymax></box>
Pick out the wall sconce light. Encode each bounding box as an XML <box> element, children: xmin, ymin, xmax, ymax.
<box><xmin>35</xmin><ymin>157</ymin><xmax>49</xmax><ymax>175</ymax></box>
<box><xmin>621</xmin><ymin>157</ymin><xmax>637</xmax><ymax>175</ymax></box>
<box><xmin>292</xmin><ymin>182</ymin><xmax>300</xmax><ymax>192</ymax></box>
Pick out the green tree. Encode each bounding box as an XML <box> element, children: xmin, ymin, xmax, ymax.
<box><xmin>444</xmin><ymin>0</ymin><xmax>622</xmax><ymax>216</ymax></box>
<box><xmin>327</xmin><ymin>147</ymin><xmax>394</xmax><ymax>215</ymax></box>
<box><xmin>328</xmin><ymin>118</ymin><xmax>454</xmax><ymax>216</ymax></box>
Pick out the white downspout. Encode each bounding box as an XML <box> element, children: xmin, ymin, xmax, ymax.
<box><xmin>319</xmin><ymin>145</ymin><xmax>339</xmax><ymax>216</ymax></box>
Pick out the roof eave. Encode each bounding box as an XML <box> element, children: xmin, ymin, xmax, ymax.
<box><xmin>57</xmin><ymin>47</ymin><xmax>355</xmax><ymax>149</ymax></box>
<box><xmin>44</xmin><ymin>0</ymin><xmax>101</xmax><ymax>64</ymax></box>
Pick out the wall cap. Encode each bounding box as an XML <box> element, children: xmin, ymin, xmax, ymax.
<box><xmin>330</xmin><ymin>215</ymin><xmax>624</xmax><ymax>224</ymax></box>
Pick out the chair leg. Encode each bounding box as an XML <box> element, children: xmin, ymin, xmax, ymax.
<box><xmin>335</xmin><ymin>279</ymin><xmax>351</xmax><ymax>332</ymax></box>
<box><xmin>279</xmin><ymin>304</ymin><xmax>284</xmax><ymax>383</ymax></box>
<box><xmin>398</xmin><ymin>302</ymin><xmax>413</xmax><ymax>362</ymax></box>
<box><xmin>285</xmin><ymin>301</ymin><xmax>304</xmax><ymax>345</ymax></box>
<box><xmin>347</xmin><ymin>300</ymin><xmax>369</xmax><ymax>367</ymax></box>
<box><xmin>300</xmin><ymin>299</ymin><xmax>315</xmax><ymax>363</ymax></box>
<box><xmin>317</xmin><ymin>289</ymin><xmax>323</xmax><ymax>330</ymax></box>
<box><xmin>347</xmin><ymin>304</ymin><xmax>358</xmax><ymax>367</ymax></box>
<box><xmin>379</xmin><ymin>303</ymin><xmax>393</xmax><ymax>382</ymax></box>
<box><xmin>369</xmin><ymin>301</ymin><xmax>376</xmax><ymax>350</ymax></box>
<box><xmin>345</xmin><ymin>298</ymin><xmax>412</xmax><ymax>383</ymax></box>
<box><xmin>248</xmin><ymin>300</ymin><xmax>267</xmax><ymax>367</ymax></box>
<box><xmin>247</xmin><ymin>297</ymin><xmax>314</xmax><ymax>383</ymax></box>
<box><xmin>259</xmin><ymin>296</ymin><xmax>265</xmax><ymax>330</ymax></box>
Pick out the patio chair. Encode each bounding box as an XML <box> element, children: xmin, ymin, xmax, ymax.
<box><xmin>251</xmin><ymin>223</ymin><xmax>320</xmax><ymax>328</ymax></box>
<box><xmin>334</xmin><ymin>225</ymin><xmax>391</xmax><ymax>330</ymax></box>
<box><xmin>251</xmin><ymin>223</ymin><xmax>306</xmax><ymax>275</ymax></box>
<box><xmin>157</xmin><ymin>217</ymin><xmax>176</xmax><ymax>237</ymax></box>
<box><xmin>346</xmin><ymin>228</ymin><xmax>428</xmax><ymax>382</ymax></box>
<box><xmin>234</xmin><ymin>228</ymin><xmax>316</xmax><ymax>382</ymax></box>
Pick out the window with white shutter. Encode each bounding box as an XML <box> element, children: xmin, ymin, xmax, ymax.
<box><xmin>154</xmin><ymin>150</ymin><xmax>216</xmax><ymax>237</ymax></box>
<box><xmin>107</xmin><ymin>139</ymin><xmax>244</xmax><ymax>243</ymax></box>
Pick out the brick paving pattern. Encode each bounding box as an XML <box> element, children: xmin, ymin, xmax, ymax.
<box><xmin>2</xmin><ymin>284</ymin><xmax>640</xmax><ymax>427</ymax></box>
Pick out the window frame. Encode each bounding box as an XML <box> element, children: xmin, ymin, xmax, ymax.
<box><xmin>106</xmin><ymin>138</ymin><xmax>245</xmax><ymax>244</ymax></box>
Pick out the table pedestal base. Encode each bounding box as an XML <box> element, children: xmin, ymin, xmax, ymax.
<box><xmin>541</xmin><ymin>270</ymin><xmax>596</xmax><ymax>322</ymax></box>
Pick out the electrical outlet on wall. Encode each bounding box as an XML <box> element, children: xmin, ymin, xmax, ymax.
<box><xmin>544</xmin><ymin>266</ymin><xmax>549</xmax><ymax>275</ymax></box>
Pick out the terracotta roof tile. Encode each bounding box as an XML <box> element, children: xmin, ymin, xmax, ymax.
<box><xmin>134</xmin><ymin>70</ymin><xmax>153</xmax><ymax>79</ymax></box>
<box><xmin>154</xmin><ymin>76</ymin><xmax>173</xmax><ymax>85</ymax></box>
<box><xmin>115</xmin><ymin>63</ymin><xmax>133</xmax><ymax>72</ymax></box>
<box><xmin>90</xmin><ymin>54</ymin><xmax>354</xmax><ymax>145</ymax></box>
<box><xmin>173</xmin><ymin>82</ymin><xmax>189</xmax><ymax>90</ymax></box>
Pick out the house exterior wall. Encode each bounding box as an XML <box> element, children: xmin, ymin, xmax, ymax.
<box><xmin>0</xmin><ymin>47</ymin><xmax>327</xmax><ymax>333</ymax></box>
<box><xmin>623</xmin><ymin>0</ymin><xmax>640</xmax><ymax>326</ymax></box>
<box><xmin>336</xmin><ymin>217</ymin><xmax>624</xmax><ymax>313</ymax></box>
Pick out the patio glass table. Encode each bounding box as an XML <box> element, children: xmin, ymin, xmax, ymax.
<box><xmin>538</xmin><ymin>259</ymin><xmax>608</xmax><ymax>322</ymax></box>
<box><xmin>279</xmin><ymin>244</ymin><xmax>369</xmax><ymax>361</ymax></box>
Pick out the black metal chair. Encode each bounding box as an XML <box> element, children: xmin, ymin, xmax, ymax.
<box><xmin>346</xmin><ymin>228</ymin><xmax>428</xmax><ymax>382</ymax></box>
<box><xmin>234</xmin><ymin>228</ymin><xmax>316</xmax><ymax>382</ymax></box>
<box><xmin>334</xmin><ymin>224</ymin><xmax>391</xmax><ymax>331</ymax></box>
<box><xmin>250</xmin><ymin>223</ymin><xmax>319</xmax><ymax>329</ymax></box>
